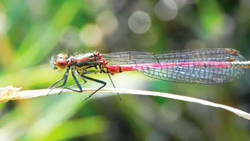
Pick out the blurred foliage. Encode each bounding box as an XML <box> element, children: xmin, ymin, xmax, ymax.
<box><xmin>0</xmin><ymin>0</ymin><xmax>250</xmax><ymax>140</ymax></box>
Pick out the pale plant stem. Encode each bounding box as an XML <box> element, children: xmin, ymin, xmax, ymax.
<box><xmin>0</xmin><ymin>86</ymin><xmax>250</xmax><ymax>120</ymax></box>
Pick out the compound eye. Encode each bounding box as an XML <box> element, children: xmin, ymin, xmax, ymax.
<box><xmin>55</xmin><ymin>59</ymin><xmax>67</xmax><ymax>69</ymax></box>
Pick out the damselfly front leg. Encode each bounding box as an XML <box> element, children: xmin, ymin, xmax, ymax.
<box><xmin>58</xmin><ymin>70</ymin><xmax>85</xmax><ymax>93</ymax></box>
<box><xmin>47</xmin><ymin>68</ymin><xmax>70</xmax><ymax>95</ymax></box>
<box><xmin>65</xmin><ymin>74</ymin><xmax>87</xmax><ymax>90</ymax></box>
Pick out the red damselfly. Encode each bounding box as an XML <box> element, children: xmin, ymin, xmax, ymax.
<box><xmin>49</xmin><ymin>48</ymin><xmax>250</xmax><ymax>100</ymax></box>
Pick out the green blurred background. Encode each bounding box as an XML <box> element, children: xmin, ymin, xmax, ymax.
<box><xmin>0</xmin><ymin>0</ymin><xmax>250</xmax><ymax>140</ymax></box>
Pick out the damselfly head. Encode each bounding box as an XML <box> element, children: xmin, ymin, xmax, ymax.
<box><xmin>51</xmin><ymin>53</ymin><xmax>68</xmax><ymax>70</ymax></box>
<box><xmin>94</xmin><ymin>51</ymin><xmax>103</xmax><ymax>60</ymax></box>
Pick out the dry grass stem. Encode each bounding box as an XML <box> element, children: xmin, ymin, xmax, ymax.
<box><xmin>1</xmin><ymin>86</ymin><xmax>250</xmax><ymax>120</ymax></box>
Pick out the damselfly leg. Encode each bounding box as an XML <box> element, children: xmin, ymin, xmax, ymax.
<box><xmin>59</xmin><ymin>71</ymin><xmax>85</xmax><ymax>93</ymax></box>
<box><xmin>47</xmin><ymin>68</ymin><xmax>70</xmax><ymax>95</ymax></box>
<box><xmin>80</xmin><ymin>74</ymin><xmax>106</xmax><ymax>101</ymax></box>
<box><xmin>49</xmin><ymin>69</ymin><xmax>107</xmax><ymax>100</ymax></box>
<box><xmin>108</xmin><ymin>73</ymin><xmax>122</xmax><ymax>102</ymax></box>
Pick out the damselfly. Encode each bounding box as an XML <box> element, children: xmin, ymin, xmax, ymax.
<box><xmin>49</xmin><ymin>48</ymin><xmax>250</xmax><ymax>100</ymax></box>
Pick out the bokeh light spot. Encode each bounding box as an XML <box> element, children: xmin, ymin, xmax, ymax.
<box><xmin>0</xmin><ymin>12</ymin><xmax>8</xmax><ymax>35</ymax></box>
<box><xmin>97</xmin><ymin>11</ymin><xmax>118</xmax><ymax>35</ymax></box>
<box><xmin>59</xmin><ymin>26</ymin><xmax>81</xmax><ymax>49</ymax></box>
<box><xmin>80</xmin><ymin>24</ymin><xmax>103</xmax><ymax>48</ymax></box>
<box><xmin>128</xmin><ymin>11</ymin><xmax>151</xmax><ymax>34</ymax></box>
<box><xmin>155</xmin><ymin>0</ymin><xmax>178</xmax><ymax>21</ymax></box>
